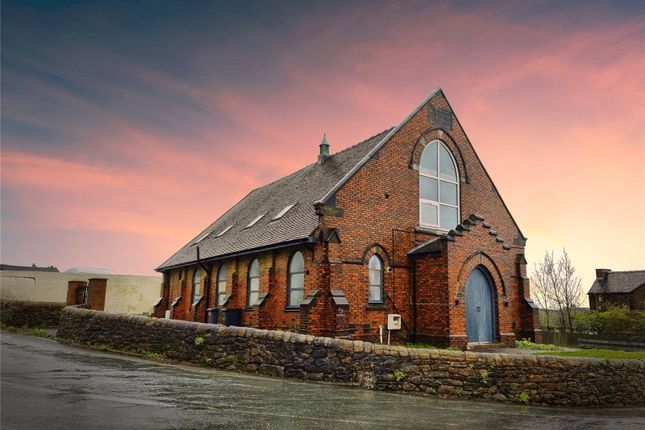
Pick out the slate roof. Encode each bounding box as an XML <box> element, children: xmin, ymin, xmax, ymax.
<box><xmin>588</xmin><ymin>270</ymin><xmax>645</xmax><ymax>294</ymax></box>
<box><xmin>157</xmin><ymin>128</ymin><xmax>394</xmax><ymax>271</ymax></box>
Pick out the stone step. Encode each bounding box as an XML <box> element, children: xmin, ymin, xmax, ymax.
<box><xmin>467</xmin><ymin>342</ymin><xmax>506</xmax><ymax>351</ymax></box>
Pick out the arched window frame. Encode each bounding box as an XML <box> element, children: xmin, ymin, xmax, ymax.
<box><xmin>287</xmin><ymin>251</ymin><xmax>305</xmax><ymax>308</ymax></box>
<box><xmin>247</xmin><ymin>259</ymin><xmax>260</xmax><ymax>307</ymax></box>
<box><xmin>419</xmin><ymin>140</ymin><xmax>460</xmax><ymax>230</ymax></box>
<box><xmin>192</xmin><ymin>267</ymin><xmax>202</xmax><ymax>304</ymax></box>
<box><xmin>368</xmin><ymin>254</ymin><xmax>384</xmax><ymax>304</ymax></box>
<box><xmin>216</xmin><ymin>263</ymin><xmax>227</xmax><ymax>306</ymax></box>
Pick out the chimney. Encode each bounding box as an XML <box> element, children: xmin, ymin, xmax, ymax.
<box><xmin>318</xmin><ymin>134</ymin><xmax>330</xmax><ymax>163</ymax></box>
<box><xmin>595</xmin><ymin>268</ymin><xmax>611</xmax><ymax>279</ymax></box>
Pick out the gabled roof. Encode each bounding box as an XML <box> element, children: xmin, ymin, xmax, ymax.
<box><xmin>157</xmin><ymin>128</ymin><xmax>393</xmax><ymax>271</ymax></box>
<box><xmin>588</xmin><ymin>270</ymin><xmax>645</xmax><ymax>294</ymax></box>
<box><xmin>158</xmin><ymin>86</ymin><xmax>528</xmax><ymax>271</ymax></box>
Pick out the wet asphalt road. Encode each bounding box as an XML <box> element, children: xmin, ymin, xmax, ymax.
<box><xmin>1</xmin><ymin>331</ymin><xmax>644</xmax><ymax>430</ymax></box>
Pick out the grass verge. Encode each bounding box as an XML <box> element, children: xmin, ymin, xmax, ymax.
<box><xmin>0</xmin><ymin>323</ymin><xmax>52</xmax><ymax>338</ymax></box>
<box><xmin>537</xmin><ymin>349</ymin><xmax>645</xmax><ymax>360</ymax></box>
<box><xmin>515</xmin><ymin>339</ymin><xmax>561</xmax><ymax>351</ymax></box>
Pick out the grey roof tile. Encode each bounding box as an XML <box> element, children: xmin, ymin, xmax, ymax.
<box><xmin>588</xmin><ymin>270</ymin><xmax>645</xmax><ymax>294</ymax></box>
<box><xmin>157</xmin><ymin>128</ymin><xmax>394</xmax><ymax>270</ymax></box>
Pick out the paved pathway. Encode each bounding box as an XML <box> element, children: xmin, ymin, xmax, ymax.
<box><xmin>2</xmin><ymin>331</ymin><xmax>643</xmax><ymax>429</ymax></box>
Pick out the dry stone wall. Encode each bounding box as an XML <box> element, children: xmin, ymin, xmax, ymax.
<box><xmin>57</xmin><ymin>306</ymin><xmax>644</xmax><ymax>406</ymax></box>
<box><xmin>1</xmin><ymin>300</ymin><xmax>65</xmax><ymax>328</ymax></box>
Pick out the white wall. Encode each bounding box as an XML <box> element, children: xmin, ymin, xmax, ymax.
<box><xmin>0</xmin><ymin>270</ymin><xmax>162</xmax><ymax>315</ymax></box>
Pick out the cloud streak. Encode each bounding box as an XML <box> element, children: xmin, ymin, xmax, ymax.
<box><xmin>2</xmin><ymin>0</ymin><xmax>643</xmax><ymax>287</ymax></box>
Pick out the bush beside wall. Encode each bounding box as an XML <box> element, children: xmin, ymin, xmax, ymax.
<box><xmin>1</xmin><ymin>300</ymin><xmax>65</xmax><ymax>328</ymax></box>
<box><xmin>57</xmin><ymin>306</ymin><xmax>645</xmax><ymax>406</ymax></box>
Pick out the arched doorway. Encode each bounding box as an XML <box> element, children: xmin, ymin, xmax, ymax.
<box><xmin>465</xmin><ymin>267</ymin><xmax>496</xmax><ymax>343</ymax></box>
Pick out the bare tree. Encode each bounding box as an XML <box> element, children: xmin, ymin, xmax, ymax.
<box><xmin>558</xmin><ymin>250</ymin><xmax>583</xmax><ymax>333</ymax></box>
<box><xmin>531</xmin><ymin>251</ymin><xmax>555</xmax><ymax>330</ymax></box>
<box><xmin>531</xmin><ymin>249</ymin><xmax>583</xmax><ymax>333</ymax></box>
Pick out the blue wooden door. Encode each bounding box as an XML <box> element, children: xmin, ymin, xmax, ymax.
<box><xmin>465</xmin><ymin>268</ymin><xmax>495</xmax><ymax>343</ymax></box>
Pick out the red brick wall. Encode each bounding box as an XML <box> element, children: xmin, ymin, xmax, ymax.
<box><xmin>321</xmin><ymin>91</ymin><xmax>535</xmax><ymax>344</ymax></box>
<box><xmin>165</xmin><ymin>246</ymin><xmax>319</xmax><ymax>332</ymax></box>
<box><xmin>87</xmin><ymin>278</ymin><xmax>107</xmax><ymax>311</ymax></box>
<box><xmin>591</xmin><ymin>288</ymin><xmax>644</xmax><ymax>311</ymax></box>
<box><xmin>414</xmin><ymin>252</ymin><xmax>450</xmax><ymax>342</ymax></box>
<box><xmin>632</xmin><ymin>286</ymin><xmax>644</xmax><ymax>310</ymax></box>
<box><xmin>444</xmin><ymin>219</ymin><xmax>524</xmax><ymax>347</ymax></box>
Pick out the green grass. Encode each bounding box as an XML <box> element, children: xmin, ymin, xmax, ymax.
<box><xmin>0</xmin><ymin>323</ymin><xmax>19</xmax><ymax>333</ymax></box>
<box><xmin>406</xmin><ymin>343</ymin><xmax>437</xmax><ymax>350</ymax></box>
<box><xmin>1</xmin><ymin>324</ymin><xmax>51</xmax><ymax>338</ymax></box>
<box><xmin>29</xmin><ymin>327</ymin><xmax>50</xmax><ymax>338</ymax></box>
<box><xmin>537</xmin><ymin>349</ymin><xmax>645</xmax><ymax>360</ymax></box>
<box><xmin>516</xmin><ymin>339</ymin><xmax>561</xmax><ymax>351</ymax></box>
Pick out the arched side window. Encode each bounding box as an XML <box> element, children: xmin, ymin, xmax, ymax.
<box><xmin>217</xmin><ymin>263</ymin><xmax>227</xmax><ymax>306</ymax></box>
<box><xmin>288</xmin><ymin>251</ymin><xmax>305</xmax><ymax>307</ymax></box>
<box><xmin>192</xmin><ymin>267</ymin><xmax>202</xmax><ymax>304</ymax></box>
<box><xmin>247</xmin><ymin>259</ymin><xmax>260</xmax><ymax>307</ymax></box>
<box><xmin>419</xmin><ymin>140</ymin><xmax>459</xmax><ymax>230</ymax></box>
<box><xmin>368</xmin><ymin>255</ymin><xmax>383</xmax><ymax>303</ymax></box>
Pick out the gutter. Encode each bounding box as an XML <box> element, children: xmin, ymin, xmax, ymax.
<box><xmin>157</xmin><ymin>237</ymin><xmax>317</xmax><ymax>273</ymax></box>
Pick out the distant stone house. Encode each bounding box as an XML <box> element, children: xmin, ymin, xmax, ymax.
<box><xmin>155</xmin><ymin>88</ymin><xmax>541</xmax><ymax>348</ymax></box>
<box><xmin>588</xmin><ymin>269</ymin><xmax>645</xmax><ymax>311</ymax></box>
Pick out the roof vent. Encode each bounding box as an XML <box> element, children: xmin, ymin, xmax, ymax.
<box><xmin>216</xmin><ymin>224</ymin><xmax>234</xmax><ymax>237</ymax></box>
<box><xmin>318</xmin><ymin>134</ymin><xmax>330</xmax><ymax>163</ymax></box>
<box><xmin>245</xmin><ymin>213</ymin><xmax>266</xmax><ymax>229</ymax></box>
<box><xmin>273</xmin><ymin>203</ymin><xmax>296</xmax><ymax>221</ymax></box>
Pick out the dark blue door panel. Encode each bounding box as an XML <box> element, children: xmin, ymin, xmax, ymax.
<box><xmin>465</xmin><ymin>267</ymin><xmax>494</xmax><ymax>343</ymax></box>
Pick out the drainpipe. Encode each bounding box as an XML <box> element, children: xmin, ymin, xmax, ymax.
<box><xmin>411</xmin><ymin>255</ymin><xmax>417</xmax><ymax>344</ymax></box>
<box><xmin>196</xmin><ymin>247</ymin><xmax>211</xmax><ymax>320</ymax></box>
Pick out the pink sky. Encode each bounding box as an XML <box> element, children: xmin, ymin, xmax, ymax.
<box><xmin>2</xmin><ymin>1</ymin><xmax>644</xmax><ymax>292</ymax></box>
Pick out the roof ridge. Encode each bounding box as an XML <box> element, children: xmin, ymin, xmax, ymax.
<box><xmin>608</xmin><ymin>269</ymin><xmax>645</xmax><ymax>274</ymax></box>
<box><xmin>247</xmin><ymin>127</ymin><xmax>395</xmax><ymax>193</ymax></box>
<box><xmin>330</xmin><ymin>126</ymin><xmax>395</xmax><ymax>157</ymax></box>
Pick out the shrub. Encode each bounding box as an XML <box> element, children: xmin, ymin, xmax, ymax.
<box><xmin>574</xmin><ymin>306</ymin><xmax>645</xmax><ymax>338</ymax></box>
<box><xmin>515</xmin><ymin>338</ymin><xmax>560</xmax><ymax>350</ymax></box>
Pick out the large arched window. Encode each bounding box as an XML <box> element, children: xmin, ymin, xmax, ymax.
<box><xmin>368</xmin><ymin>255</ymin><xmax>383</xmax><ymax>303</ymax></box>
<box><xmin>217</xmin><ymin>264</ymin><xmax>227</xmax><ymax>306</ymax></box>
<box><xmin>192</xmin><ymin>267</ymin><xmax>202</xmax><ymax>304</ymax></box>
<box><xmin>247</xmin><ymin>259</ymin><xmax>260</xmax><ymax>307</ymax></box>
<box><xmin>419</xmin><ymin>140</ymin><xmax>459</xmax><ymax>230</ymax></box>
<box><xmin>288</xmin><ymin>251</ymin><xmax>305</xmax><ymax>307</ymax></box>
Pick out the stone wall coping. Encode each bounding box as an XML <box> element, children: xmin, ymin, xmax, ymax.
<box><xmin>1</xmin><ymin>300</ymin><xmax>66</xmax><ymax>308</ymax></box>
<box><xmin>60</xmin><ymin>306</ymin><xmax>645</xmax><ymax>368</ymax></box>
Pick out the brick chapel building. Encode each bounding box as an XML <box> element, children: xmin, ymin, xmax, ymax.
<box><xmin>155</xmin><ymin>88</ymin><xmax>542</xmax><ymax>348</ymax></box>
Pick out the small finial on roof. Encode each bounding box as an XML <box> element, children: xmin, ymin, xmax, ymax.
<box><xmin>318</xmin><ymin>133</ymin><xmax>330</xmax><ymax>163</ymax></box>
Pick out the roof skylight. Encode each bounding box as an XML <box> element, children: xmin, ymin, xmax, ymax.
<box><xmin>245</xmin><ymin>213</ymin><xmax>266</xmax><ymax>229</ymax></box>
<box><xmin>192</xmin><ymin>231</ymin><xmax>211</xmax><ymax>245</ymax></box>
<box><xmin>216</xmin><ymin>224</ymin><xmax>234</xmax><ymax>237</ymax></box>
<box><xmin>272</xmin><ymin>203</ymin><xmax>296</xmax><ymax>221</ymax></box>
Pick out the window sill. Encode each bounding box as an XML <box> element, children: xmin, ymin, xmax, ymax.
<box><xmin>244</xmin><ymin>306</ymin><xmax>254</xmax><ymax>311</ymax></box>
<box><xmin>284</xmin><ymin>307</ymin><xmax>301</xmax><ymax>312</ymax></box>
<box><xmin>365</xmin><ymin>303</ymin><xmax>386</xmax><ymax>310</ymax></box>
<box><xmin>415</xmin><ymin>225</ymin><xmax>451</xmax><ymax>235</ymax></box>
